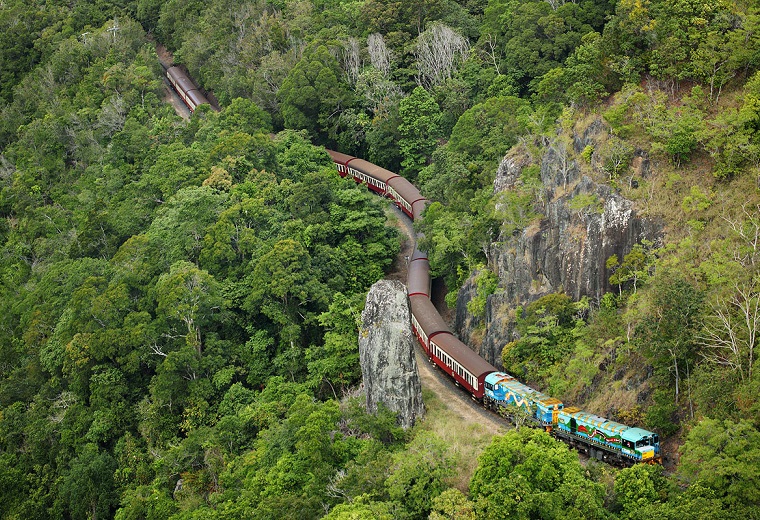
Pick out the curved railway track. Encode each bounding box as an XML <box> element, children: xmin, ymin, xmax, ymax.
<box><xmin>162</xmin><ymin>62</ymin><xmax>663</xmax><ymax>468</ymax></box>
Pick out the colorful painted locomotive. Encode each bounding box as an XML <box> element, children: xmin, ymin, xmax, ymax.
<box><xmin>484</xmin><ymin>372</ymin><xmax>660</xmax><ymax>464</ymax></box>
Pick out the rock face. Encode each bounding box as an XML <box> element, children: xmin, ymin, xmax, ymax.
<box><xmin>456</xmin><ymin>118</ymin><xmax>662</xmax><ymax>366</ymax></box>
<box><xmin>359</xmin><ymin>280</ymin><xmax>424</xmax><ymax>429</ymax></box>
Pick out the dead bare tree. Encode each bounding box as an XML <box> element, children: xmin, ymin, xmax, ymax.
<box><xmin>342</xmin><ymin>37</ymin><xmax>361</xmax><ymax>85</ymax></box>
<box><xmin>699</xmin><ymin>281</ymin><xmax>759</xmax><ymax>383</ymax></box>
<box><xmin>367</xmin><ymin>33</ymin><xmax>392</xmax><ymax>78</ymax></box>
<box><xmin>722</xmin><ymin>203</ymin><xmax>760</xmax><ymax>269</ymax></box>
<box><xmin>549</xmin><ymin>139</ymin><xmax>573</xmax><ymax>189</ymax></box>
<box><xmin>415</xmin><ymin>22</ymin><xmax>470</xmax><ymax>89</ymax></box>
<box><xmin>482</xmin><ymin>33</ymin><xmax>501</xmax><ymax>75</ymax></box>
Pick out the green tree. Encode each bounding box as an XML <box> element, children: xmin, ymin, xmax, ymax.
<box><xmin>480</xmin><ymin>0</ymin><xmax>614</xmax><ymax>94</ymax></box>
<box><xmin>429</xmin><ymin>488</ymin><xmax>476</xmax><ymax>520</ymax></box>
<box><xmin>386</xmin><ymin>431</ymin><xmax>455</xmax><ymax>519</ymax></box>
<box><xmin>471</xmin><ymin>428</ymin><xmax>606</xmax><ymax>519</ymax></box>
<box><xmin>278</xmin><ymin>44</ymin><xmax>351</xmax><ymax>141</ymax></box>
<box><xmin>636</xmin><ymin>271</ymin><xmax>704</xmax><ymax>416</ymax></box>
<box><xmin>536</xmin><ymin>32</ymin><xmax>611</xmax><ymax>107</ymax></box>
<box><xmin>61</xmin><ymin>443</ymin><xmax>118</xmax><ymax>520</ymax></box>
<box><xmin>614</xmin><ymin>464</ymin><xmax>670</xmax><ymax>516</ymax></box>
<box><xmin>448</xmin><ymin>95</ymin><xmax>531</xmax><ymax>168</ymax></box>
<box><xmin>321</xmin><ymin>496</ymin><xmax>393</xmax><ymax>520</ymax></box>
<box><xmin>146</xmin><ymin>186</ymin><xmax>228</xmax><ymax>266</ymax></box>
<box><xmin>306</xmin><ymin>292</ymin><xmax>364</xmax><ymax>398</ymax></box>
<box><xmin>607</xmin><ymin>242</ymin><xmax>656</xmax><ymax>295</ymax></box>
<box><xmin>501</xmin><ymin>293</ymin><xmax>586</xmax><ymax>381</ymax></box>
<box><xmin>398</xmin><ymin>86</ymin><xmax>442</xmax><ymax>179</ymax></box>
<box><xmin>156</xmin><ymin>260</ymin><xmax>222</xmax><ymax>355</ymax></box>
<box><xmin>678</xmin><ymin>418</ymin><xmax>760</xmax><ymax>512</ymax></box>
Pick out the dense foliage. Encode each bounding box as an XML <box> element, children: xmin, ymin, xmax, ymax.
<box><xmin>2</xmin><ymin>0</ymin><xmax>760</xmax><ymax>518</ymax></box>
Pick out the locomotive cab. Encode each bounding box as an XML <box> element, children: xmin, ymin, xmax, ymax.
<box><xmin>621</xmin><ymin>428</ymin><xmax>659</xmax><ymax>462</ymax></box>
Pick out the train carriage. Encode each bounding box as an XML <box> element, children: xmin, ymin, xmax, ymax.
<box><xmin>411</xmin><ymin>238</ymin><xmax>428</xmax><ymax>263</ymax></box>
<box><xmin>430</xmin><ymin>333</ymin><xmax>496</xmax><ymax>399</ymax></box>
<box><xmin>408</xmin><ymin>294</ymin><xmax>450</xmax><ymax>351</ymax></box>
<box><xmin>484</xmin><ymin>372</ymin><xmax>563</xmax><ymax>426</ymax></box>
<box><xmin>412</xmin><ymin>198</ymin><xmax>429</xmax><ymax>221</ymax></box>
<box><xmin>326</xmin><ymin>149</ymin><xmax>355</xmax><ymax>177</ymax></box>
<box><xmin>166</xmin><ymin>66</ymin><xmax>210</xmax><ymax>112</ymax></box>
<box><xmin>406</xmin><ymin>258</ymin><xmax>431</xmax><ymax>298</ymax></box>
<box><xmin>556</xmin><ymin>407</ymin><xmax>660</xmax><ymax>463</ymax></box>
<box><xmin>344</xmin><ymin>158</ymin><xmax>399</xmax><ymax>195</ymax></box>
<box><xmin>387</xmin><ymin>176</ymin><xmax>426</xmax><ymax>218</ymax></box>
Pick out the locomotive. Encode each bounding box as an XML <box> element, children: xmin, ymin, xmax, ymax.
<box><xmin>327</xmin><ymin>149</ymin><xmax>661</xmax><ymax>467</ymax></box>
<box><xmin>166</xmin><ymin>66</ymin><xmax>661</xmax><ymax>466</ymax></box>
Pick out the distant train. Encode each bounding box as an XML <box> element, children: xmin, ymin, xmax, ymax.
<box><xmin>327</xmin><ymin>149</ymin><xmax>661</xmax><ymax>467</ymax></box>
<box><xmin>167</xmin><ymin>67</ymin><xmax>661</xmax><ymax>466</ymax></box>
<box><xmin>166</xmin><ymin>66</ymin><xmax>213</xmax><ymax>112</ymax></box>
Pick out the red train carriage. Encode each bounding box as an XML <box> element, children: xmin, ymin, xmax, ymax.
<box><xmin>429</xmin><ymin>333</ymin><xmax>496</xmax><ymax>399</ymax></box>
<box><xmin>406</xmin><ymin>257</ymin><xmax>431</xmax><ymax>298</ymax></box>
<box><xmin>343</xmin><ymin>158</ymin><xmax>399</xmax><ymax>195</ymax></box>
<box><xmin>408</xmin><ymin>294</ymin><xmax>496</xmax><ymax>398</ymax></box>
<box><xmin>411</xmin><ymin>198</ymin><xmax>429</xmax><ymax>221</ymax></box>
<box><xmin>408</xmin><ymin>294</ymin><xmax>450</xmax><ymax>350</ymax></box>
<box><xmin>166</xmin><ymin>66</ymin><xmax>211</xmax><ymax>112</ymax></box>
<box><xmin>387</xmin><ymin>176</ymin><xmax>426</xmax><ymax>219</ymax></box>
<box><xmin>326</xmin><ymin>149</ymin><xmax>355</xmax><ymax>177</ymax></box>
<box><xmin>411</xmin><ymin>241</ymin><xmax>428</xmax><ymax>262</ymax></box>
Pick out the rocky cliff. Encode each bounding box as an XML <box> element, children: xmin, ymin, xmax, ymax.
<box><xmin>359</xmin><ymin>279</ymin><xmax>424</xmax><ymax>429</ymax></box>
<box><xmin>456</xmin><ymin>118</ymin><xmax>662</xmax><ymax>366</ymax></box>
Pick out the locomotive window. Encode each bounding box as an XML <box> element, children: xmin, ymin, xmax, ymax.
<box><xmin>653</xmin><ymin>435</ymin><xmax>659</xmax><ymax>444</ymax></box>
<box><xmin>622</xmin><ymin>440</ymin><xmax>634</xmax><ymax>449</ymax></box>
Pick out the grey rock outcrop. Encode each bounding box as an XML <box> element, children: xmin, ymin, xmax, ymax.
<box><xmin>456</xmin><ymin>119</ymin><xmax>662</xmax><ymax>366</ymax></box>
<box><xmin>359</xmin><ymin>280</ymin><xmax>424</xmax><ymax>429</ymax></box>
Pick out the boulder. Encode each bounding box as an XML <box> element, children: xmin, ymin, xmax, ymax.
<box><xmin>359</xmin><ymin>280</ymin><xmax>424</xmax><ymax>429</ymax></box>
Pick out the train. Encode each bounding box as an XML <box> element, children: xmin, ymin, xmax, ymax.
<box><xmin>166</xmin><ymin>67</ymin><xmax>661</xmax><ymax>467</ymax></box>
<box><xmin>327</xmin><ymin>149</ymin><xmax>661</xmax><ymax>467</ymax></box>
<box><xmin>166</xmin><ymin>66</ymin><xmax>213</xmax><ymax>112</ymax></box>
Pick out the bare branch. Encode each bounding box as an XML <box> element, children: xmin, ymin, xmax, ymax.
<box><xmin>721</xmin><ymin>203</ymin><xmax>760</xmax><ymax>269</ymax></box>
<box><xmin>483</xmin><ymin>33</ymin><xmax>501</xmax><ymax>75</ymax></box>
<box><xmin>342</xmin><ymin>37</ymin><xmax>361</xmax><ymax>85</ymax></box>
<box><xmin>367</xmin><ymin>33</ymin><xmax>392</xmax><ymax>78</ymax></box>
<box><xmin>415</xmin><ymin>23</ymin><xmax>469</xmax><ymax>89</ymax></box>
<box><xmin>149</xmin><ymin>343</ymin><xmax>169</xmax><ymax>357</ymax></box>
<box><xmin>698</xmin><ymin>280</ymin><xmax>760</xmax><ymax>381</ymax></box>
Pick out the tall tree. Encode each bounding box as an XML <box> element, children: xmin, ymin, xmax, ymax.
<box><xmin>398</xmin><ymin>86</ymin><xmax>442</xmax><ymax>179</ymax></box>
<box><xmin>470</xmin><ymin>428</ymin><xmax>606</xmax><ymax>519</ymax></box>
<box><xmin>278</xmin><ymin>44</ymin><xmax>351</xmax><ymax>142</ymax></box>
